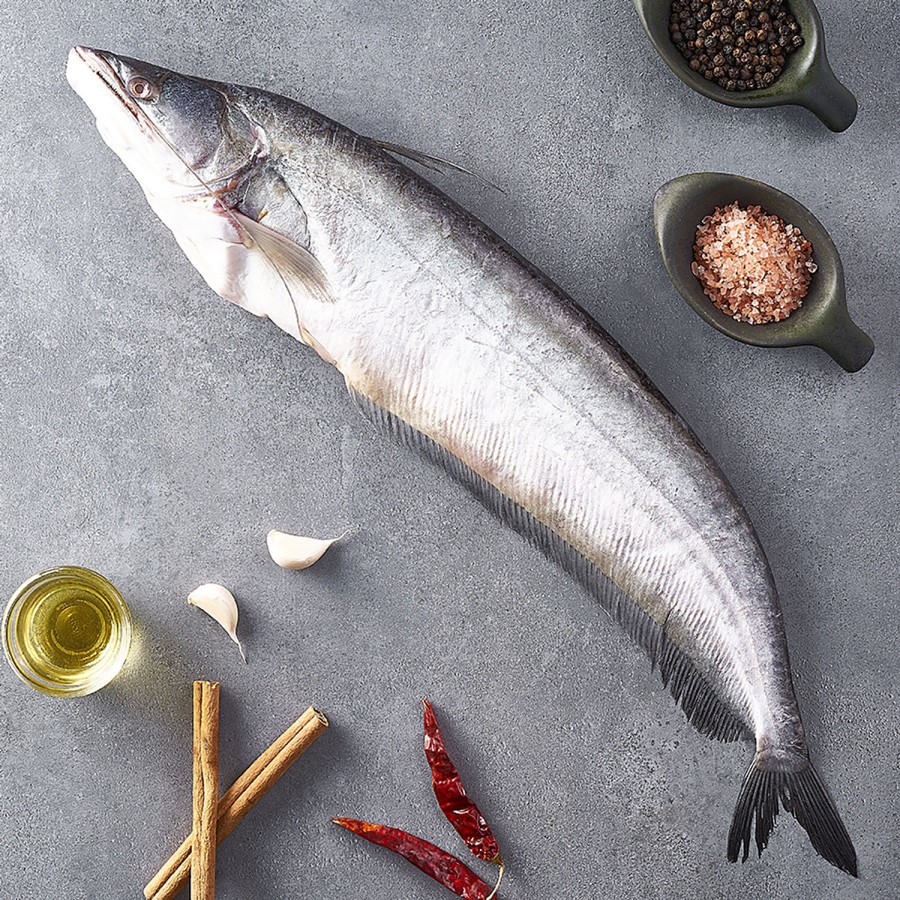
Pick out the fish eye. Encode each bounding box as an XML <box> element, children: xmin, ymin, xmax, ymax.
<box><xmin>127</xmin><ymin>76</ymin><xmax>159</xmax><ymax>102</ymax></box>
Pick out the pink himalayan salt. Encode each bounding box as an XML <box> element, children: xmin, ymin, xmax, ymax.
<box><xmin>692</xmin><ymin>201</ymin><xmax>817</xmax><ymax>325</ymax></box>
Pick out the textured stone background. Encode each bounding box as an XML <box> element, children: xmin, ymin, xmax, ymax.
<box><xmin>0</xmin><ymin>2</ymin><xmax>897</xmax><ymax>898</ymax></box>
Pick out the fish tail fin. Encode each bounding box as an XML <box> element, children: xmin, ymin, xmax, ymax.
<box><xmin>727</xmin><ymin>750</ymin><xmax>858</xmax><ymax>877</ymax></box>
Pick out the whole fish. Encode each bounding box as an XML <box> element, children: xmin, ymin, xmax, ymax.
<box><xmin>67</xmin><ymin>47</ymin><xmax>856</xmax><ymax>875</ymax></box>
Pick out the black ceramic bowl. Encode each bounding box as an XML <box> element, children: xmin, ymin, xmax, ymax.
<box><xmin>633</xmin><ymin>0</ymin><xmax>857</xmax><ymax>132</ymax></box>
<box><xmin>654</xmin><ymin>173</ymin><xmax>874</xmax><ymax>372</ymax></box>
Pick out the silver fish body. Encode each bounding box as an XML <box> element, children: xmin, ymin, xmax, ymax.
<box><xmin>67</xmin><ymin>47</ymin><xmax>856</xmax><ymax>875</ymax></box>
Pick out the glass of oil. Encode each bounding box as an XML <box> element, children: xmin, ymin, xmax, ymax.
<box><xmin>2</xmin><ymin>566</ymin><xmax>132</xmax><ymax>697</ymax></box>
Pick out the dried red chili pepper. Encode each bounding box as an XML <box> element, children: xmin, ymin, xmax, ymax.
<box><xmin>423</xmin><ymin>699</ymin><xmax>503</xmax><ymax>867</ymax></box>
<box><xmin>332</xmin><ymin>818</ymin><xmax>493</xmax><ymax>900</ymax></box>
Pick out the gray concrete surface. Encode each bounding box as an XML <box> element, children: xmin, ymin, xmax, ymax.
<box><xmin>0</xmin><ymin>1</ymin><xmax>897</xmax><ymax>898</ymax></box>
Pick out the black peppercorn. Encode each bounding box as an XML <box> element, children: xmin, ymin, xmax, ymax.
<box><xmin>669</xmin><ymin>0</ymin><xmax>802</xmax><ymax>90</ymax></box>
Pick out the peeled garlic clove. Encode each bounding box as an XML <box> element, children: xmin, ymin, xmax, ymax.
<box><xmin>266</xmin><ymin>529</ymin><xmax>345</xmax><ymax>570</ymax></box>
<box><xmin>188</xmin><ymin>583</ymin><xmax>247</xmax><ymax>663</ymax></box>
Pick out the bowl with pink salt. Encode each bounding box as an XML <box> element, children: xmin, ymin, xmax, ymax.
<box><xmin>653</xmin><ymin>172</ymin><xmax>874</xmax><ymax>372</ymax></box>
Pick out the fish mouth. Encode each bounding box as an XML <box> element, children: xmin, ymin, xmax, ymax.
<box><xmin>67</xmin><ymin>46</ymin><xmax>149</xmax><ymax>131</ymax></box>
<box><xmin>67</xmin><ymin>45</ymin><xmax>169</xmax><ymax>184</ymax></box>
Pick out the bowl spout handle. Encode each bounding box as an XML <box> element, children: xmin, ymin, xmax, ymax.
<box><xmin>797</xmin><ymin>61</ymin><xmax>858</xmax><ymax>132</ymax></box>
<box><xmin>816</xmin><ymin>310</ymin><xmax>874</xmax><ymax>372</ymax></box>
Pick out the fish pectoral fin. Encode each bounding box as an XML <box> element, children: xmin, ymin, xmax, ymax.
<box><xmin>368</xmin><ymin>139</ymin><xmax>504</xmax><ymax>193</ymax></box>
<box><xmin>232</xmin><ymin>210</ymin><xmax>337</xmax><ymax>306</ymax></box>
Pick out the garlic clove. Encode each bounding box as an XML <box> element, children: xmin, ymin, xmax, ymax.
<box><xmin>188</xmin><ymin>583</ymin><xmax>247</xmax><ymax>663</ymax></box>
<box><xmin>266</xmin><ymin>529</ymin><xmax>346</xmax><ymax>570</ymax></box>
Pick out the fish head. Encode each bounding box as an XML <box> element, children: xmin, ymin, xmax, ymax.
<box><xmin>66</xmin><ymin>46</ymin><xmax>263</xmax><ymax>197</ymax></box>
<box><xmin>67</xmin><ymin>48</ymin><xmax>336</xmax><ymax>348</ymax></box>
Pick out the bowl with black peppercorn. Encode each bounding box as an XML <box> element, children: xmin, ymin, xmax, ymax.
<box><xmin>653</xmin><ymin>172</ymin><xmax>874</xmax><ymax>372</ymax></box>
<box><xmin>633</xmin><ymin>0</ymin><xmax>857</xmax><ymax>132</ymax></box>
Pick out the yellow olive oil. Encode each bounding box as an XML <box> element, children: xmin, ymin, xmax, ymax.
<box><xmin>3</xmin><ymin>566</ymin><xmax>132</xmax><ymax>696</ymax></box>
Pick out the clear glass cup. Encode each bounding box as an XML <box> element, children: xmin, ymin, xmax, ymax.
<box><xmin>2</xmin><ymin>566</ymin><xmax>132</xmax><ymax>697</ymax></box>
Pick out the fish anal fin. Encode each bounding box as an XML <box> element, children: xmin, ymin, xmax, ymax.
<box><xmin>346</xmin><ymin>384</ymin><xmax>748</xmax><ymax>744</ymax></box>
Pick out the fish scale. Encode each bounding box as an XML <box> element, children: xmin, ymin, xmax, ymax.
<box><xmin>67</xmin><ymin>46</ymin><xmax>857</xmax><ymax>876</ymax></box>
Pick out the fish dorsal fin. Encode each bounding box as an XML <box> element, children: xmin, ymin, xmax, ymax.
<box><xmin>232</xmin><ymin>210</ymin><xmax>337</xmax><ymax>307</ymax></box>
<box><xmin>368</xmin><ymin>139</ymin><xmax>504</xmax><ymax>193</ymax></box>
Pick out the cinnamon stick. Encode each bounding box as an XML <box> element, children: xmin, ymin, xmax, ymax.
<box><xmin>145</xmin><ymin>705</ymin><xmax>328</xmax><ymax>900</ymax></box>
<box><xmin>191</xmin><ymin>681</ymin><xmax>220</xmax><ymax>900</ymax></box>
